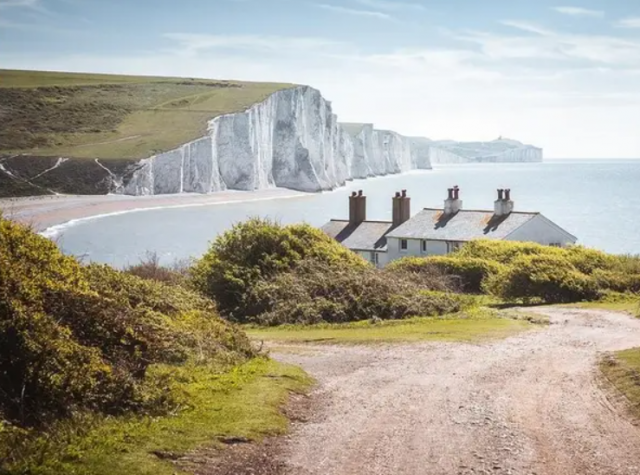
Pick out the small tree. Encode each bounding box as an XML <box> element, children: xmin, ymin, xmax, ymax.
<box><xmin>191</xmin><ymin>218</ymin><xmax>366</xmax><ymax>321</ymax></box>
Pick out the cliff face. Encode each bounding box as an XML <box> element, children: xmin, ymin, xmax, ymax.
<box><xmin>430</xmin><ymin>139</ymin><xmax>543</xmax><ymax>164</ymax></box>
<box><xmin>122</xmin><ymin>87</ymin><xmax>432</xmax><ymax>195</ymax></box>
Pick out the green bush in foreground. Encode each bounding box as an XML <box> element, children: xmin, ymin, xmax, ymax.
<box><xmin>455</xmin><ymin>240</ymin><xmax>628</xmax><ymax>275</ymax></box>
<box><xmin>450</xmin><ymin>240</ymin><xmax>640</xmax><ymax>304</ymax></box>
<box><xmin>387</xmin><ymin>255</ymin><xmax>506</xmax><ymax>294</ymax></box>
<box><xmin>191</xmin><ymin>219</ymin><xmax>466</xmax><ymax>325</ymax></box>
<box><xmin>0</xmin><ymin>215</ymin><xmax>254</xmax><ymax>428</ymax></box>
<box><xmin>192</xmin><ymin>218</ymin><xmax>367</xmax><ymax>322</ymax></box>
<box><xmin>249</xmin><ymin>259</ymin><xmax>472</xmax><ymax>325</ymax></box>
<box><xmin>485</xmin><ymin>254</ymin><xmax>600</xmax><ymax>304</ymax></box>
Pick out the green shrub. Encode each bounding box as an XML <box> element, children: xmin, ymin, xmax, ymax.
<box><xmin>191</xmin><ymin>218</ymin><xmax>367</xmax><ymax>321</ymax></box>
<box><xmin>591</xmin><ymin>269</ymin><xmax>640</xmax><ymax>293</ymax></box>
<box><xmin>387</xmin><ymin>256</ymin><xmax>505</xmax><ymax>293</ymax></box>
<box><xmin>125</xmin><ymin>251</ymin><xmax>190</xmax><ymax>286</ymax></box>
<box><xmin>485</xmin><ymin>254</ymin><xmax>600</xmax><ymax>304</ymax></box>
<box><xmin>0</xmin><ymin>216</ymin><xmax>254</xmax><ymax>427</ymax></box>
<box><xmin>606</xmin><ymin>254</ymin><xmax>640</xmax><ymax>275</ymax></box>
<box><xmin>248</xmin><ymin>259</ymin><xmax>470</xmax><ymax>326</ymax></box>
<box><xmin>456</xmin><ymin>239</ymin><xmax>638</xmax><ymax>275</ymax></box>
<box><xmin>455</xmin><ymin>240</ymin><xmax>564</xmax><ymax>265</ymax></box>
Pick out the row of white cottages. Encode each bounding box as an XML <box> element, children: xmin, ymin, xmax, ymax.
<box><xmin>321</xmin><ymin>187</ymin><xmax>577</xmax><ymax>267</ymax></box>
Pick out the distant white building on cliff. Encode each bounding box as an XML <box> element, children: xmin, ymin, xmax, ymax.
<box><xmin>321</xmin><ymin>187</ymin><xmax>577</xmax><ymax>267</ymax></box>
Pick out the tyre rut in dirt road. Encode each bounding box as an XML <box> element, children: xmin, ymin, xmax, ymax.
<box><xmin>271</xmin><ymin>308</ymin><xmax>640</xmax><ymax>475</ymax></box>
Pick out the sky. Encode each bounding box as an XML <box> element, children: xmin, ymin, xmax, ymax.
<box><xmin>1</xmin><ymin>0</ymin><xmax>640</xmax><ymax>158</ymax></box>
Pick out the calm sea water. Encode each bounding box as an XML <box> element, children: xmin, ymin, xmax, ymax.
<box><xmin>52</xmin><ymin>160</ymin><xmax>640</xmax><ymax>267</ymax></box>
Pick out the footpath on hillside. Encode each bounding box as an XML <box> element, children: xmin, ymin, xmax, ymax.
<box><xmin>205</xmin><ymin>308</ymin><xmax>640</xmax><ymax>475</ymax></box>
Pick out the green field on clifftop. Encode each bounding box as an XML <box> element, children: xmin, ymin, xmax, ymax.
<box><xmin>0</xmin><ymin>69</ymin><xmax>292</xmax><ymax>160</ymax></box>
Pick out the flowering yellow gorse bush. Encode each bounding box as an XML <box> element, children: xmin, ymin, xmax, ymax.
<box><xmin>0</xmin><ymin>215</ymin><xmax>254</xmax><ymax>428</ymax></box>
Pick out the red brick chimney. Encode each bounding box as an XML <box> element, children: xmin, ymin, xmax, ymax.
<box><xmin>392</xmin><ymin>190</ymin><xmax>411</xmax><ymax>227</ymax></box>
<box><xmin>349</xmin><ymin>190</ymin><xmax>366</xmax><ymax>225</ymax></box>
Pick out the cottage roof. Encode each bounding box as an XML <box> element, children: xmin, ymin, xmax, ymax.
<box><xmin>321</xmin><ymin>220</ymin><xmax>394</xmax><ymax>252</ymax></box>
<box><xmin>385</xmin><ymin>209</ymin><xmax>539</xmax><ymax>242</ymax></box>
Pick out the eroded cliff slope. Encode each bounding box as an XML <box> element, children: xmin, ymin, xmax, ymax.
<box><xmin>123</xmin><ymin>87</ymin><xmax>432</xmax><ymax>195</ymax></box>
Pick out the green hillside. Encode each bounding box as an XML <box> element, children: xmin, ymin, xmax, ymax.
<box><xmin>0</xmin><ymin>69</ymin><xmax>293</xmax><ymax>160</ymax></box>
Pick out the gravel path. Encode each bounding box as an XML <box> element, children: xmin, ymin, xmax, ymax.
<box><xmin>271</xmin><ymin>308</ymin><xmax>640</xmax><ymax>475</ymax></box>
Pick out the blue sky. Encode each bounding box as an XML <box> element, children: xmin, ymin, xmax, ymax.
<box><xmin>2</xmin><ymin>0</ymin><xmax>640</xmax><ymax>158</ymax></box>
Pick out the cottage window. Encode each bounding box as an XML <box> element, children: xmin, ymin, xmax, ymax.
<box><xmin>447</xmin><ymin>242</ymin><xmax>462</xmax><ymax>253</ymax></box>
<box><xmin>370</xmin><ymin>252</ymin><xmax>379</xmax><ymax>265</ymax></box>
<box><xmin>421</xmin><ymin>240</ymin><xmax>427</xmax><ymax>253</ymax></box>
<box><xmin>400</xmin><ymin>239</ymin><xmax>408</xmax><ymax>251</ymax></box>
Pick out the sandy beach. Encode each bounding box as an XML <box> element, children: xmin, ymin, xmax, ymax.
<box><xmin>0</xmin><ymin>189</ymin><xmax>309</xmax><ymax>233</ymax></box>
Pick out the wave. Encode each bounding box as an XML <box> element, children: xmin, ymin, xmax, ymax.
<box><xmin>39</xmin><ymin>192</ymin><xmax>307</xmax><ymax>239</ymax></box>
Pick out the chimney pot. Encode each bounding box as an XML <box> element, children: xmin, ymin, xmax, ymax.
<box><xmin>444</xmin><ymin>186</ymin><xmax>463</xmax><ymax>215</ymax></box>
<box><xmin>392</xmin><ymin>190</ymin><xmax>411</xmax><ymax>227</ymax></box>
<box><xmin>494</xmin><ymin>188</ymin><xmax>514</xmax><ymax>216</ymax></box>
<box><xmin>351</xmin><ymin>191</ymin><xmax>357</xmax><ymax>197</ymax></box>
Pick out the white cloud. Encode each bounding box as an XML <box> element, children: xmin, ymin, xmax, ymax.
<box><xmin>164</xmin><ymin>33</ymin><xmax>348</xmax><ymax>56</ymax></box>
<box><xmin>552</xmin><ymin>6</ymin><xmax>604</xmax><ymax>17</ymax></box>
<box><xmin>500</xmin><ymin>20</ymin><xmax>554</xmax><ymax>36</ymax></box>
<box><xmin>353</xmin><ymin>0</ymin><xmax>426</xmax><ymax>11</ymax></box>
<box><xmin>457</xmin><ymin>22</ymin><xmax>640</xmax><ymax>67</ymax></box>
<box><xmin>616</xmin><ymin>17</ymin><xmax>640</xmax><ymax>29</ymax></box>
<box><xmin>316</xmin><ymin>3</ymin><xmax>392</xmax><ymax>20</ymax></box>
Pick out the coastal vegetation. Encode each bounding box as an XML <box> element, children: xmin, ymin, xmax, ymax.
<box><xmin>191</xmin><ymin>218</ymin><xmax>471</xmax><ymax>326</ymax></box>
<box><xmin>0</xmin><ymin>69</ymin><xmax>291</xmax><ymax>198</ymax></box>
<box><xmin>0</xmin><ymin>69</ymin><xmax>291</xmax><ymax>160</ymax></box>
<box><xmin>2</xmin><ymin>213</ymin><xmax>639</xmax><ymax>473</ymax></box>
<box><xmin>389</xmin><ymin>240</ymin><xmax>640</xmax><ymax>305</ymax></box>
<box><xmin>246</xmin><ymin>308</ymin><xmax>543</xmax><ymax>344</ymax></box>
<box><xmin>0</xmin><ymin>215</ymin><xmax>309</xmax><ymax>474</ymax></box>
<box><xmin>601</xmin><ymin>348</ymin><xmax>640</xmax><ymax>420</ymax></box>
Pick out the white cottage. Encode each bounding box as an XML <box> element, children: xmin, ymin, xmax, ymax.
<box><xmin>321</xmin><ymin>187</ymin><xmax>577</xmax><ymax>267</ymax></box>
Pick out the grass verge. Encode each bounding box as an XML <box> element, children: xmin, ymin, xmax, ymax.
<box><xmin>569</xmin><ymin>298</ymin><xmax>640</xmax><ymax>317</ymax></box>
<box><xmin>1</xmin><ymin>358</ymin><xmax>312</xmax><ymax>475</ymax></box>
<box><xmin>247</xmin><ymin>308</ymin><xmax>544</xmax><ymax>345</ymax></box>
<box><xmin>600</xmin><ymin>349</ymin><xmax>640</xmax><ymax>419</ymax></box>
<box><xmin>1</xmin><ymin>69</ymin><xmax>292</xmax><ymax>160</ymax></box>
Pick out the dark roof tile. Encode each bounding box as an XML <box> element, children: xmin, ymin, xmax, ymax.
<box><xmin>321</xmin><ymin>220</ymin><xmax>393</xmax><ymax>251</ymax></box>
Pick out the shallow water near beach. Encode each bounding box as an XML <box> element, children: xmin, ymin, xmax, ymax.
<box><xmin>51</xmin><ymin>160</ymin><xmax>640</xmax><ymax>267</ymax></box>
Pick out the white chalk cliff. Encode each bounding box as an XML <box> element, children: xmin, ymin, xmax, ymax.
<box><xmin>122</xmin><ymin>86</ymin><xmax>432</xmax><ymax>195</ymax></box>
<box><xmin>429</xmin><ymin>138</ymin><xmax>543</xmax><ymax>164</ymax></box>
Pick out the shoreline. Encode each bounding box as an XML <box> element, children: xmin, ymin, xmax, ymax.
<box><xmin>0</xmin><ymin>188</ymin><xmax>310</xmax><ymax>234</ymax></box>
<box><xmin>1</xmin><ymin>169</ymin><xmax>437</xmax><ymax>235</ymax></box>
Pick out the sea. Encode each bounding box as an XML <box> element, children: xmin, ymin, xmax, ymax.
<box><xmin>50</xmin><ymin>160</ymin><xmax>640</xmax><ymax>268</ymax></box>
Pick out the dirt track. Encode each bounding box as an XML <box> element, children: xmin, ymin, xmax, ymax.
<box><xmin>269</xmin><ymin>308</ymin><xmax>640</xmax><ymax>475</ymax></box>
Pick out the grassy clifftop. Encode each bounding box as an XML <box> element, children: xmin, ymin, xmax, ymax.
<box><xmin>0</xmin><ymin>69</ymin><xmax>292</xmax><ymax>160</ymax></box>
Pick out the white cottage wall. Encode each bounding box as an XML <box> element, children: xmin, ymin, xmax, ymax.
<box><xmin>505</xmin><ymin>215</ymin><xmax>576</xmax><ymax>246</ymax></box>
